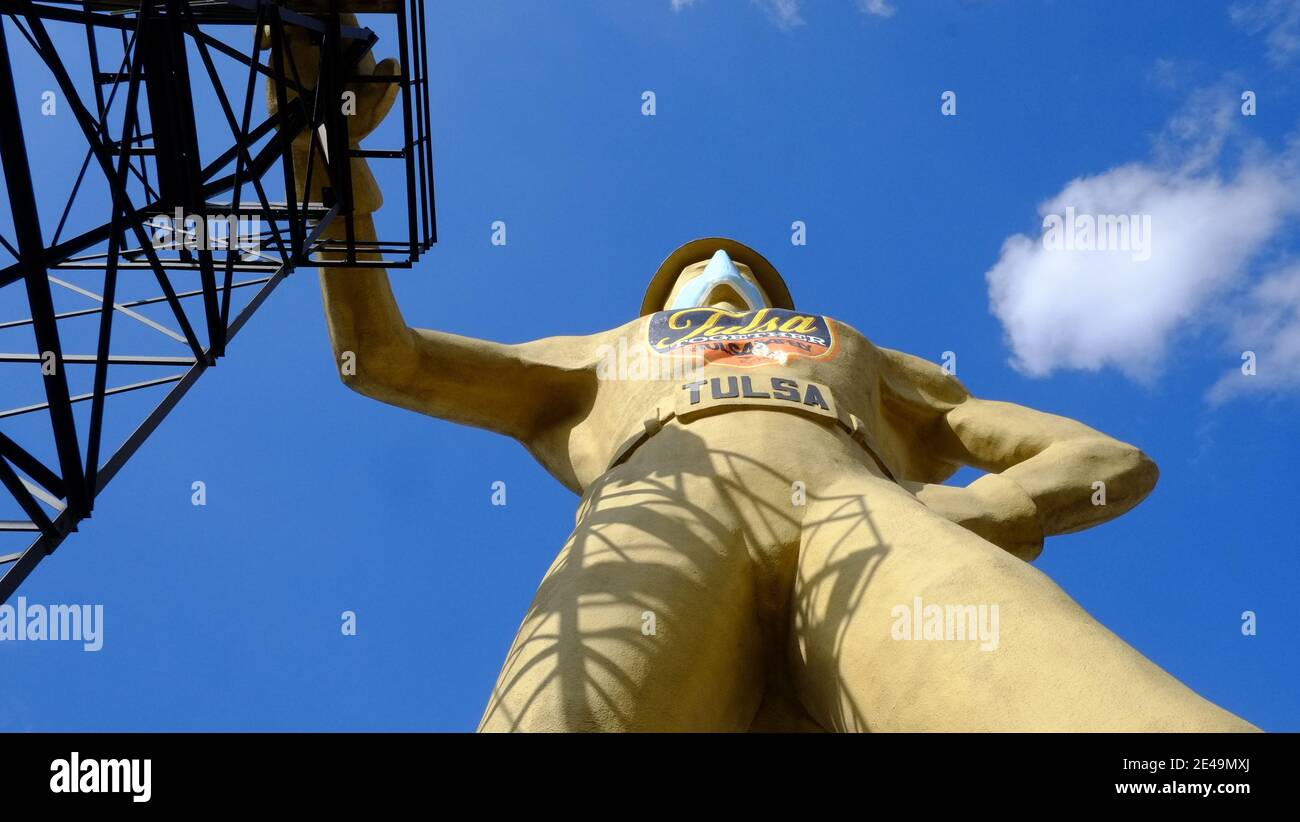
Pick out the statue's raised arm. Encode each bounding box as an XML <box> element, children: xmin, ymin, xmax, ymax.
<box><xmin>320</xmin><ymin>234</ymin><xmax>596</xmax><ymax>444</ymax></box>
<box><xmin>267</xmin><ymin>20</ymin><xmax>596</xmax><ymax>456</ymax></box>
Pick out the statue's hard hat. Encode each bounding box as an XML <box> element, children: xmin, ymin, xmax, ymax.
<box><xmin>641</xmin><ymin>237</ymin><xmax>794</xmax><ymax>316</ymax></box>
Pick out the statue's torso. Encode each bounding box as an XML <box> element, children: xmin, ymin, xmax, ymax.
<box><xmin>534</xmin><ymin>307</ymin><xmax>906</xmax><ymax>493</ymax></box>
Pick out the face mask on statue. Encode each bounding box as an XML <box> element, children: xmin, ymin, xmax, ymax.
<box><xmin>665</xmin><ymin>249</ymin><xmax>770</xmax><ymax>312</ymax></box>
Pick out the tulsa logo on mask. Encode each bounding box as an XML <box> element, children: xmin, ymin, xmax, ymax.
<box><xmin>649</xmin><ymin>307</ymin><xmax>836</xmax><ymax>367</ymax></box>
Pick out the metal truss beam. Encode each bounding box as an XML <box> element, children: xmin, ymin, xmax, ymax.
<box><xmin>0</xmin><ymin>0</ymin><xmax>435</xmax><ymax>603</ymax></box>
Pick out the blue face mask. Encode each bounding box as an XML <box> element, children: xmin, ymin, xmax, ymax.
<box><xmin>666</xmin><ymin>249</ymin><xmax>769</xmax><ymax>311</ymax></box>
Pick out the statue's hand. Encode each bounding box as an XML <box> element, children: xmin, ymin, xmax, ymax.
<box><xmin>260</xmin><ymin>14</ymin><xmax>399</xmax><ymax>213</ymax></box>
<box><xmin>907</xmin><ymin>476</ymin><xmax>1044</xmax><ymax>562</ymax></box>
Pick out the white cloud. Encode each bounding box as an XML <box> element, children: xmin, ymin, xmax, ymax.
<box><xmin>751</xmin><ymin>0</ymin><xmax>804</xmax><ymax>28</ymax></box>
<box><xmin>1208</xmin><ymin>264</ymin><xmax>1300</xmax><ymax>401</ymax></box>
<box><xmin>987</xmin><ymin>168</ymin><xmax>1297</xmax><ymax>380</ymax></box>
<box><xmin>1230</xmin><ymin>0</ymin><xmax>1300</xmax><ymax>67</ymax></box>
<box><xmin>669</xmin><ymin>0</ymin><xmax>802</xmax><ymax>27</ymax></box>
<box><xmin>858</xmin><ymin>0</ymin><xmax>897</xmax><ymax>18</ymax></box>
<box><xmin>984</xmin><ymin>88</ymin><xmax>1300</xmax><ymax>389</ymax></box>
<box><xmin>673</xmin><ymin>0</ymin><xmax>895</xmax><ymax>27</ymax></box>
<box><xmin>1151</xmin><ymin>85</ymin><xmax>1242</xmax><ymax>175</ymax></box>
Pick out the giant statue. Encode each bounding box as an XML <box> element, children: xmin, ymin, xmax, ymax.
<box><xmin>274</xmin><ymin>26</ymin><xmax>1255</xmax><ymax>732</ymax></box>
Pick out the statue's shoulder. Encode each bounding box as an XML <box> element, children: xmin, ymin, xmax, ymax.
<box><xmin>821</xmin><ymin>313</ymin><xmax>882</xmax><ymax>358</ymax></box>
<box><xmin>873</xmin><ymin>343</ymin><xmax>971</xmax><ymax>411</ymax></box>
<box><xmin>582</xmin><ymin>314</ymin><xmax>653</xmax><ymax>354</ymax></box>
<box><xmin>820</xmin><ymin>314</ymin><xmax>968</xmax><ymax>406</ymax></box>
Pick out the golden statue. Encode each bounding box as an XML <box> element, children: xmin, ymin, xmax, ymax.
<box><xmin>277</xmin><ymin>29</ymin><xmax>1255</xmax><ymax>732</ymax></box>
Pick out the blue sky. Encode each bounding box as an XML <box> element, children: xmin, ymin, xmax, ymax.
<box><xmin>1</xmin><ymin>1</ymin><xmax>1297</xmax><ymax>730</ymax></box>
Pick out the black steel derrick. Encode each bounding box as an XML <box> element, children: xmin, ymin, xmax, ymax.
<box><xmin>0</xmin><ymin>0</ymin><xmax>435</xmax><ymax>603</ymax></box>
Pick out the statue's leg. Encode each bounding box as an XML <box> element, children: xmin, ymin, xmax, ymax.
<box><xmin>788</xmin><ymin>476</ymin><xmax>1257</xmax><ymax>731</ymax></box>
<box><xmin>478</xmin><ymin>473</ymin><xmax>766</xmax><ymax>732</ymax></box>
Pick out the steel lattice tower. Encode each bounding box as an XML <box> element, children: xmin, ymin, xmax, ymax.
<box><xmin>0</xmin><ymin>0</ymin><xmax>435</xmax><ymax>602</ymax></box>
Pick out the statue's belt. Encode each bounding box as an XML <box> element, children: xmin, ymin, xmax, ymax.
<box><xmin>606</xmin><ymin>372</ymin><xmax>898</xmax><ymax>482</ymax></box>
